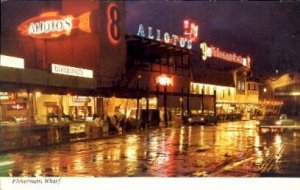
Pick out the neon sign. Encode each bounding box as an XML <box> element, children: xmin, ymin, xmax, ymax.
<box><xmin>0</xmin><ymin>92</ymin><xmax>17</xmax><ymax>100</ymax></box>
<box><xmin>156</xmin><ymin>74</ymin><xmax>173</xmax><ymax>86</ymax></box>
<box><xmin>18</xmin><ymin>11</ymin><xmax>91</xmax><ymax>39</ymax></box>
<box><xmin>107</xmin><ymin>3</ymin><xmax>121</xmax><ymax>45</ymax></box>
<box><xmin>137</xmin><ymin>24</ymin><xmax>192</xmax><ymax>49</ymax></box>
<box><xmin>51</xmin><ymin>64</ymin><xmax>93</xmax><ymax>78</ymax></box>
<box><xmin>200</xmin><ymin>43</ymin><xmax>251</xmax><ymax>68</ymax></box>
<box><xmin>7</xmin><ymin>103</ymin><xmax>26</xmax><ymax>111</ymax></box>
<box><xmin>73</xmin><ymin>96</ymin><xmax>91</xmax><ymax>102</ymax></box>
<box><xmin>183</xmin><ymin>19</ymin><xmax>198</xmax><ymax>42</ymax></box>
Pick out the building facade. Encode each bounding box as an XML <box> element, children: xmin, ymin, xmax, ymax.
<box><xmin>262</xmin><ymin>72</ymin><xmax>300</xmax><ymax>116</ymax></box>
<box><xmin>1</xmin><ymin>1</ymin><xmax>127</xmax><ymax>124</ymax></box>
<box><xmin>1</xmin><ymin>0</ymin><xmax>266</xmax><ymax>151</ymax></box>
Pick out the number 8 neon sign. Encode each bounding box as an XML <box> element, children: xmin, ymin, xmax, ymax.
<box><xmin>107</xmin><ymin>3</ymin><xmax>121</xmax><ymax>45</ymax></box>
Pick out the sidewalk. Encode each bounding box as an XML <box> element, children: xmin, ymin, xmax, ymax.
<box><xmin>0</xmin><ymin>121</ymin><xmax>179</xmax><ymax>153</ymax></box>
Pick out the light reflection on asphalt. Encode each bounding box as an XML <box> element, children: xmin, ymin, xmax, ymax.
<box><xmin>0</xmin><ymin>120</ymin><xmax>300</xmax><ymax>177</ymax></box>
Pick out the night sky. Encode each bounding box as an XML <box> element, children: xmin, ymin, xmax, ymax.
<box><xmin>126</xmin><ymin>1</ymin><xmax>300</xmax><ymax>77</ymax></box>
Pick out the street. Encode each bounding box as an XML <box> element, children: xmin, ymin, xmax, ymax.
<box><xmin>1</xmin><ymin>121</ymin><xmax>300</xmax><ymax>177</ymax></box>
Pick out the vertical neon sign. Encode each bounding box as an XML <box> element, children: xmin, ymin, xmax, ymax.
<box><xmin>107</xmin><ymin>3</ymin><xmax>121</xmax><ymax>45</ymax></box>
<box><xmin>183</xmin><ymin>19</ymin><xmax>198</xmax><ymax>42</ymax></box>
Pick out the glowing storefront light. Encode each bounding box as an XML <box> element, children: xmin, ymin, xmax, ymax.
<box><xmin>156</xmin><ymin>74</ymin><xmax>173</xmax><ymax>86</ymax></box>
<box><xmin>0</xmin><ymin>55</ymin><xmax>25</xmax><ymax>69</ymax></box>
<box><xmin>190</xmin><ymin>82</ymin><xmax>236</xmax><ymax>100</ymax></box>
<box><xmin>291</xmin><ymin>92</ymin><xmax>300</xmax><ymax>96</ymax></box>
<box><xmin>51</xmin><ymin>64</ymin><xmax>93</xmax><ymax>78</ymax></box>
<box><xmin>276</xmin><ymin>92</ymin><xmax>300</xmax><ymax>96</ymax></box>
<box><xmin>275</xmin><ymin>134</ymin><xmax>282</xmax><ymax>145</ymax></box>
<box><xmin>35</xmin><ymin>91</ymin><xmax>41</xmax><ymax>98</ymax></box>
<box><xmin>18</xmin><ymin>11</ymin><xmax>91</xmax><ymax>38</ymax></box>
<box><xmin>200</xmin><ymin>42</ymin><xmax>251</xmax><ymax>68</ymax></box>
<box><xmin>263</xmin><ymin>87</ymin><xmax>267</xmax><ymax>93</ymax></box>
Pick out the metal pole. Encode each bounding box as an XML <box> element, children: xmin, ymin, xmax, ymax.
<box><xmin>156</xmin><ymin>84</ymin><xmax>159</xmax><ymax>110</ymax></box>
<box><xmin>164</xmin><ymin>85</ymin><xmax>168</xmax><ymax>126</ymax></box>
<box><xmin>181</xmin><ymin>88</ymin><xmax>184</xmax><ymax>118</ymax></box>
<box><xmin>136</xmin><ymin>79</ymin><xmax>140</xmax><ymax>121</ymax></box>
<box><xmin>187</xmin><ymin>85</ymin><xmax>190</xmax><ymax>114</ymax></box>
<box><xmin>146</xmin><ymin>87</ymin><xmax>149</xmax><ymax>129</ymax></box>
<box><xmin>201</xmin><ymin>87</ymin><xmax>204</xmax><ymax>114</ymax></box>
<box><xmin>214</xmin><ymin>88</ymin><xmax>217</xmax><ymax>116</ymax></box>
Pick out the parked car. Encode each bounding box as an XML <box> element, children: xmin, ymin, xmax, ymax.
<box><xmin>183</xmin><ymin>114</ymin><xmax>218</xmax><ymax>125</ymax></box>
<box><xmin>256</xmin><ymin>114</ymin><xmax>296</xmax><ymax>127</ymax></box>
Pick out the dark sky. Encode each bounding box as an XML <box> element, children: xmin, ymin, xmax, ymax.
<box><xmin>126</xmin><ymin>1</ymin><xmax>300</xmax><ymax>77</ymax></box>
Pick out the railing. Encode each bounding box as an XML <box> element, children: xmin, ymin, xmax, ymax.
<box><xmin>247</xmin><ymin>90</ymin><xmax>259</xmax><ymax>95</ymax></box>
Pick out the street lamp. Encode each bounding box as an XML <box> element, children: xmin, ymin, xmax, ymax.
<box><xmin>137</xmin><ymin>74</ymin><xmax>142</xmax><ymax>123</ymax></box>
<box><xmin>263</xmin><ymin>87</ymin><xmax>267</xmax><ymax>93</ymax></box>
<box><xmin>156</xmin><ymin>74</ymin><xmax>173</xmax><ymax>126</ymax></box>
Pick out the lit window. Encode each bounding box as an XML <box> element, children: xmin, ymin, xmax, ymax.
<box><xmin>206</xmin><ymin>86</ymin><xmax>210</xmax><ymax>94</ymax></box>
<box><xmin>195</xmin><ymin>85</ymin><xmax>199</xmax><ymax>94</ymax></box>
<box><xmin>237</xmin><ymin>80</ymin><xmax>245</xmax><ymax>91</ymax></box>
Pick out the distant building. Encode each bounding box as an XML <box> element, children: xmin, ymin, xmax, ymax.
<box><xmin>263</xmin><ymin>73</ymin><xmax>300</xmax><ymax>116</ymax></box>
<box><xmin>193</xmin><ymin>44</ymin><xmax>261</xmax><ymax>120</ymax></box>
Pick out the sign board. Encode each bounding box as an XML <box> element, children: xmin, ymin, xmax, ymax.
<box><xmin>73</xmin><ymin>96</ymin><xmax>91</xmax><ymax>102</ymax></box>
<box><xmin>43</xmin><ymin>102</ymin><xmax>58</xmax><ymax>107</ymax></box>
<box><xmin>0</xmin><ymin>55</ymin><xmax>25</xmax><ymax>69</ymax></box>
<box><xmin>200</xmin><ymin>43</ymin><xmax>251</xmax><ymax>68</ymax></box>
<box><xmin>51</xmin><ymin>64</ymin><xmax>93</xmax><ymax>78</ymax></box>
<box><xmin>7</xmin><ymin>103</ymin><xmax>26</xmax><ymax>111</ymax></box>
<box><xmin>137</xmin><ymin>24</ymin><xmax>193</xmax><ymax>49</ymax></box>
<box><xmin>18</xmin><ymin>11</ymin><xmax>91</xmax><ymax>38</ymax></box>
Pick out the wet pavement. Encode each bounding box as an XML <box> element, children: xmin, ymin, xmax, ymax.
<box><xmin>0</xmin><ymin>121</ymin><xmax>300</xmax><ymax>177</ymax></box>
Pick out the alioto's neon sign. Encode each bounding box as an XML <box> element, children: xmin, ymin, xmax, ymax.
<box><xmin>200</xmin><ymin>42</ymin><xmax>251</xmax><ymax>68</ymax></box>
<box><xmin>137</xmin><ymin>24</ymin><xmax>192</xmax><ymax>49</ymax></box>
<box><xmin>18</xmin><ymin>11</ymin><xmax>91</xmax><ymax>38</ymax></box>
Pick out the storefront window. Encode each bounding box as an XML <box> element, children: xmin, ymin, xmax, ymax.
<box><xmin>0</xmin><ymin>91</ymin><xmax>29</xmax><ymax>125</ymax></box>
<box><xmin>195</xmin><ymin>84</ymin><xmax>200</xmax><ymax>94</ymax></box>
<box><xmin>237</xmin><ymin>80</ymin><xmax>245</xmax><ymax>92</ymax></box>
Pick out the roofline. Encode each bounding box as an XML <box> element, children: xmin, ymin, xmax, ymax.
<box><xmin>126</xmin><ymin>34</ymin><xmax>197</xmax><ymax>54</ymax></box>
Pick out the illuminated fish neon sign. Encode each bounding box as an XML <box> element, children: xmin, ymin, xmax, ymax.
<box><xmin>18</xmin><ymin>11</ymin><xmax>91</xmax><ymax>39</ymax></box>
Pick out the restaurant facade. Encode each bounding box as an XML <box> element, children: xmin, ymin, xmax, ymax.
<box><xmin>1</xmin><ymin>0</ymin><xmax>263</xmax><ymax>151</ymax></box>
<box><xmin>1</xmin><ymin>1</ymin><xmax>126</xmax><ymax>124</ymax></box>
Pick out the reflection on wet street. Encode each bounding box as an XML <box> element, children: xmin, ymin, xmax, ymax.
<box><xmin>1</xmin><ymin>121</ymin><xmax>300</xmax><ymax>177</ymax></box>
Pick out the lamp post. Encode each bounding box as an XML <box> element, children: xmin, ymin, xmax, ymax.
<box><xmin>156</xmin><ymin>74</ymin><xmax>173</xmax><ymax>127</ymax></box>
<box><xmin>201</xmin><ymin>87</ymin><xmax>205</xmax><ymax>114</ymax></box>
<box><xmin>213</xmin><ymin>87</ymin><xmax>217</xmax><ymax>116</ymax></box>
<box><xmin>163</xmin><ymin>85</ymin><xmax>167</xmax><ymax>126</ymax></box>
<box><xmin>146</xmin><ymin>87</ymin><xmax>149</xmax><ymax>129</ymax></box>
<box><xmin>136</xmin><ymin>74</ymin><xmax>142</xmax><ymax>123</ymax></box>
